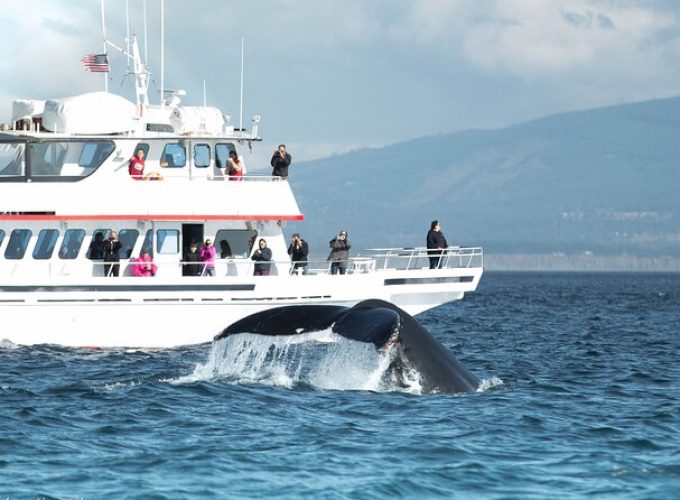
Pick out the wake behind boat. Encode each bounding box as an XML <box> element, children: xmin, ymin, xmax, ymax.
<box><xmin>0</xmin><ymin>10</ymin><xmax>483</xmax><ymax>348</ymax></box>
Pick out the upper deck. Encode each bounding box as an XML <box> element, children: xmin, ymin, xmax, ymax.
<box><xmin>0</xmin><ymin>131</ymin><xmax>302</xmax><ymax>222</ymax></box>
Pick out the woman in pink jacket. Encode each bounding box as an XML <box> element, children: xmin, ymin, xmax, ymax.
<box><xmin>200</xmin><ymin>239</ymin><xmax>217</xmax><ymax>276</ymax></box>
<box><xmin>133</xmin><ymin>250</ymin><xmax>158</xmax><ymax>277</ymax></box>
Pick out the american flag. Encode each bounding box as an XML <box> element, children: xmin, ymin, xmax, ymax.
<box><xmin>81</xmin><ymin>53</ymin><xmax>110</xmax><ymax>73</ymax></box>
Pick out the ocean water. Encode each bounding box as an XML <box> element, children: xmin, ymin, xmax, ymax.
<box><xmin>1</xmin><ymin>272</ymin><xmax>679</xmax><ymax>499</ymax></box>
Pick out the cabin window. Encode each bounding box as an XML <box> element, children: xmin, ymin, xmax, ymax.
<box><xmin>214</xmin><ymin>229</ymin><xmax>258</xmax><ymax>259</ymax></box>
<box><xmin>141</xmin><ymin>229</ymin><xmax>153</xmax><ymax>255</ymax></box>
<box><xmin>161</xmin><ymin>143</ymin><xmax>186</xmax><ymax>168</ymax></box>
<box><xmin>194</xmin><ymin>144</ymin><xmax>211</xmax><ymax>168</ymax></box>
<box><xmin>0</xmin><ymin>143</ymin><xmax>26</xmax><ymax>177</ymax></box>
<box><xmin>118</xmin><ymin>229</ymin><xmax>139</xmax><ymax>259</ymax></box>
<box><xmin>215</xmin><ymin>143</ymin><xmax>236</xmax><ymax>169</ymax></box>
<box><xmin>4</xmin><ymin>229</ymin><xmax>32</xmax><ymax>259</ymax></box>
<box><xmin>59</xmin><ymin>229</ymin><xmax>85</xmax><ymax>259</ymax></box>
<box><xmin>0</xmin><ymin>229</ymin><xmax>5</xmax><ymax>248</ymax></box>
<box><xmin>33</xmin><ymin>229</ymin><xmax>59</xmax><ymax>259</ymax></box>
<box><xmin>157</xmin><ymin>229</ymin><xmax>179</xmax><ymax>254</ymax></box>
<box><xmin>29</xmin><ymin>140</ymin><xmax>114</xmax><ymax>178</ymax></box>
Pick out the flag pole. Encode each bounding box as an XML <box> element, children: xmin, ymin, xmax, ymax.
<box><xmin>100</xmin><ymin>0</ymin><xmax>108</xmax><ymax>92</ymax></box>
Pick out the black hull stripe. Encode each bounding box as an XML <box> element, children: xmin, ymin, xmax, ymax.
<box><xmin>384</xmin><ymin>276</ymin><xmax>474</xmax><ymax>286</ymax></box>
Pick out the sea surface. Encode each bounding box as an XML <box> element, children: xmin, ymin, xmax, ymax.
<box><xmin>1</xmin><ymin>272</ymin><xmax>679</xmax><ymax>499</ymax></box>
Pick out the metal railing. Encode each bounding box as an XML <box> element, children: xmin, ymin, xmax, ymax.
<box><xmin>4</xmin><ymin>246</ymin><xmax>482</xmax><ymax>279</ymax></box>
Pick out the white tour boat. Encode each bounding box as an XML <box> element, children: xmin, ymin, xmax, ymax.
<box><xmin>0</xmin><ymin>33</ymin><xmax>483</xmax><ymax>348</ymax></box>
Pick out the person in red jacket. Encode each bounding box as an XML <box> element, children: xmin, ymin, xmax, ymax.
<box><xmin>129</xmin><ymin>148</ymin><xmax>163</xmax><ymax>180</ymax></box>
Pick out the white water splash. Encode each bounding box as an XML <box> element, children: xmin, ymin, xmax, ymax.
<box><xmin>173</xmin><ymin>329</ymin><xmax>421</xmax><ymax>393</ymax></box>
<box><xmin>477</xmin><ymin>376</ymin><xmax>504</xmax><ymax>392</ymax></box>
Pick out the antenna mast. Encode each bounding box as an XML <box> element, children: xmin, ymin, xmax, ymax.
<box><xmin>239</xmin><ymin>37</ymin><xmax>244</xmax><ymax>131</ymax></box>
<box><xmin>100</xmin><ymin>0</ymin><xmax>108</xmax><ymax>92</ymax></box>
<box><xmin>160</xmin><ymin>0</ymin><xmax>165</xmax><ymax>107</ymax></box>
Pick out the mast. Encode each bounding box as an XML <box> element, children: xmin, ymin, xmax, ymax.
<box><xmin>160</xmin><ymin>0</ymin><xmax>165</xmax><ymax>107</ymax></box>
<box><xmin>240</xmin><ymin>37</ymin><xmax>244</xmax><ymax>131</ymax></box>
<box><xmin>100</xmin><ymin>0</ymin><xmax>109</xmax><ymax>92</ymax></box>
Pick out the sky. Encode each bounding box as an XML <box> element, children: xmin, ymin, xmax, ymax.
<box><xmin>1</xmin><ymin>0</ymin><xmax>680</xmax><ymax>167</ymax></box>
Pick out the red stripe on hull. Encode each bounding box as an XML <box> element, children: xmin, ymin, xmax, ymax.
<box><xmin>0</xmin><ymin>214</ymin><xmax>305</xmax><ymax>221</ymax></box>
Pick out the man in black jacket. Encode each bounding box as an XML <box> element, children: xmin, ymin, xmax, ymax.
<box><xmin>270</xmin><ymin>144</ymin><xmax>292</xmax><ymax>178</ymax></box>
<box><xmin>288</xmin><ymin>233</ymin><xmax>309</xmax><ymax>274</ymax></box>
<box><xmin>426</xmin><ymin>220</ymin><xmax>448</xmax><ymax>269</ymax></box>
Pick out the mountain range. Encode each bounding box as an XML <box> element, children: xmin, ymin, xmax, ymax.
<box><xmin>286</xmin><ymin>96</ymin><xmax>680</xmax><ymax>264</ymax></box>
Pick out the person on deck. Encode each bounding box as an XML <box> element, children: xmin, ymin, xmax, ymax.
<box><xmin>200</xmin><ymin>239</ymin><xmax>217</xmax><ymax>276</ymax></box>
<box><xmin>328</xmin><ymin>230</ymin><xmax>351</xmax><ymax>275</ymax></box>
<box><xmin>251</xmin><ymin>239</ymin><xmax>273</xmax><ymax>276</ymax></box>
<box><xmin>270</xmin><ymin>144</ymin><xmax>292</xmax><ymax>179</ymax></box>
<box><xmin>103</xmin><ymin>230</ymin><xmax>122</xmax><ymax>277</ymax></box>
<box><xmin>287</xmin><ymin>233</ymin><xmax>309</xmax><ymax>274</ymax></box>
<box><xmin>426</xmin><ymin>220</ymin><xmax>449</xmax><ymax>269</ymax></box>
<box><xmin>128</xmin><ymin>148</ymin><xmax>163</xmax><ymax>180</ymax></box>
<box><xmin>133</xmin><ymin>250</ymin><xmax>158</xmax><ymax>277</ymax></box>
<box><xmin>227</xmin><ymin>150</ymin><xmax>245</xmax><ymax>181</ymax></box>
<box><xmin>183</xmin><ymin>241</ymin><xmax>202</xmax><ymax>276</ymax></box>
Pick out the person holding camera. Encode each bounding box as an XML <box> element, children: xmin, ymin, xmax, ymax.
<box><xmin>251</xmin><ymin>238</ymin><xmax>273</xmax><ymax>276</ymax></box>
<box><xmin>287</xmin><ymin>233</ymin><xmax>309</xmax><ymax>275</ymax></box>
<box><xmin>328</xmin><ymin>230</ymin><xmax>351</xmax><ymax>275</ymax></box>
<box><xmin>270</xmin><ymin>144</ymin><xmax>292</xmax><ymax>179</ymax></box>
<box><xmin>103</xmin><ymin>230</ymin><xmax>122</xmax><ymax>277</ymax></box>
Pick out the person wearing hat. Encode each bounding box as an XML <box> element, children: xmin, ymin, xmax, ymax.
<box><xmin>200</xmin><ymin>238</ymin><xmax>217</xmax><ymax>276</ymax></box>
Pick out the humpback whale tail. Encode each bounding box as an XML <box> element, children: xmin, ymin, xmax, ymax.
<box><xmin>215</xmin><ymin>299</ymin><xmax>480</xmax><ymax>394</ymax></box>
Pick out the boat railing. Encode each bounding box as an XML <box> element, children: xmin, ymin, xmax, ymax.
<box><xmin>363</xmin><ymin>246</ymin><xmax>483</xmax><ymax>270</ymax></box>
<box><xmin>20</xmin><ymin>246</ymin><xmax>482</xmax><ymax>279</ymax></box>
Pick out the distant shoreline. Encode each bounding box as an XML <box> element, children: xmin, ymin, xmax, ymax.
<box><xmin>484</xmin><ymin>254</ymin><xmax>680</xmax><ymax>272</ymax></box>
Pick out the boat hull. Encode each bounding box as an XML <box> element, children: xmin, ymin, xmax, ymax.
<box><xmin>0</xmin><ymin>267</ymin><xmax>482</xmax><ymax>348</ymax></box>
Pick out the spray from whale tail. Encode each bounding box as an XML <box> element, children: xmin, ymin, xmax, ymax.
<box><xmin>213</xmin><ymin>299</ymin><xmax>481</xmax><ymax>394</ymax></box>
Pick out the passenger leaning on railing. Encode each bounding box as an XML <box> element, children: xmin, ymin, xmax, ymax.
<box><xmin>426</xmin><ymin>220</ymin><xmax>448</xmax><ymax>269</ymax></box>
<box><xmin>328</xmin><ymin>230</ymin><xmax>351</xmax><ymax>275</ymax></box>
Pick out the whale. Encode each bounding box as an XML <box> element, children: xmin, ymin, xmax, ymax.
<box><xmin>215</xmin><ymin>299</ymin><xmax>480</xmax><ymax>394</ymax></box>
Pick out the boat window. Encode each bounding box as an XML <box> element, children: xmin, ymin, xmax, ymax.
<box><xmin>4</xmin><ymin>229</ymin><xmax>32</xmax><ymax>259</ymax></box>
<box><xmin>214</xmin><ymin>229</ymin><xmax>258</xmax><ymax>259</ymax></box>
<box><xmin>0</xmin><ymin>143</ymin><xmax>26</xmax><ymax>177</ymax></box>
<box><xmin>0</xmin><ymin>229</ymin><xmax>5</xmax><ymax>249</ymax></box>
<box><xmin>33</xmin><ymin>229</ymin><xmax>59</xmax><ymax>259</ymax></box>
<box><xmin>29</xmin><ymin>140</ymin><xmax>114</xmax><ymax>178</ymax></box>
<box><xmin>215</xmin><ymin>143</ymin><xmax>236</xmax><ymax>169</ymax></box>
<box><xmin>161</xmin><ymin>143</ymin><xmax>186</xmax><ymax>168</ymax></box>
<box><xmin>141</xmin><ymin>229</ymin><xmax>153</xmax><ymax>255</ymax></box>
<box><xmin>146</xmin><ymin>123</ymin><xmax>173</xmax><ymax>132</ymax></box>
<box><xmin>157</xmin><ymin>229</ymin><xmax>179</xmax><ymax>254</ymax></box>
<box><xmin>118</xmin><ymin>229</ymin><xmax>139</xmax><ymax>259</ymax></box>
<box><xmin>59</xmin><ymin>229</ymin><xmax>85</xmax><ymax>259</ymax></box>
<box><xmin>194</xmin><ymin>144</ymin><xmax>210</xmax><ymax>168</ymax></box>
